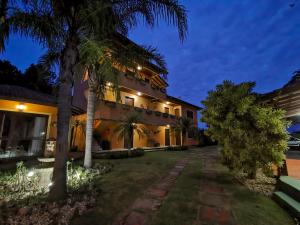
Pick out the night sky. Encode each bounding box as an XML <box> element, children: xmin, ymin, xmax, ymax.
<box><xmin>1</xmin><ymin>1</ymin><xmax>300</xmax><ymax>110</ymax></box>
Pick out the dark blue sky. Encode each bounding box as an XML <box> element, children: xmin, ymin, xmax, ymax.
<box><xmin>1</xmin><ymin>0</ymin><xmax>300</xmax><ymax>109</ymax></box>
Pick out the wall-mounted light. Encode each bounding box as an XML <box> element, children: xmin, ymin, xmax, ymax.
<box><xmin>166</xmin><ymin>101</ymin><xmax>170</xmax><ymax>105</ymax></box>
<box><xmin>166</xmin><ymin>124</ymin><xmax>170</xmax><ymax>128</ymax></box>
<box><xmin>137</xmin><ymin>65</ymin><xmax>142</xmax><ymax>71</ymax></box>
<box><xmin>107</xmin><ymin>82</ymin><xmax>112</xmax><ymax>87</ymax></box>
<box><xmin>16</xmin><ymin>103</ymin><xmax>26</xmax><ymax>111</ymax></box>
<box><xmin>137</xmin><ymin>92</ymin><xmax>142</xmax><ymax>96</ymax></box>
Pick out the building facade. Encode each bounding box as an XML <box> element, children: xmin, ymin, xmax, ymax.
<box><xmin>0</xmin><ymin>37</ymin><xmax>199</xmax><ymax>159</ymax></box>
<box><xmin>71</xmin><ymin>64</ymin><xmax>199</xmax><ymax>151</ymax></box>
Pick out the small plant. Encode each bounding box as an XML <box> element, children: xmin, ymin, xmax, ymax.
<box><xmin>0</xmin><ymin>162</ymin><xmax>43</xmax><ymax>203</ymax></box>
<box><xmin>67</xmin><ymin>161</ymin><xmax>113</xmax><ymax>193</ymax></box>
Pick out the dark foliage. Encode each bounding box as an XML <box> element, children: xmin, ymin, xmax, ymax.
<box><xmin>0</xmin><ymin>60</ymin><xmax>56</xmax><ymax>94</ymax></box>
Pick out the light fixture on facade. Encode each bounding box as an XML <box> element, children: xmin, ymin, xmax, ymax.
<box><xmin>48</xmin><ymin>182</ymin><xmax>53</xmax><ymax>187</ymax></box>
<box><xmin>166</xmin><ymin>124</ymin><xmax>170</xmax><ymax>128</ymax></box>
<box><xmin>137</xmin><ymin>65</ymin><xmax>142</xmax><ymax>71</ymax></box>
<box><xmin>16</xmin><ymin>103</ymin><xmax>26</xmax><ymax>111</ymax></box>
<box><xmin>107</xmin><ymin>82</ymin><xmax>112</xmax><ymax>87</ymax></box>
<box><xmin>166</xmin><ymin>101</ymin><xmax>170</xmax><ymax>105</ymax></box>
<box><xmin>137</xmin><ymin>92</ymin><xmax>142</xmax><ymax>96</ymax></box>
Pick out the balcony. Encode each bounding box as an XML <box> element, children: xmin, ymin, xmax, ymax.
<box><xmin>119</xmin><ymin>73</ymin><xmax>167</xmax><ymax>100</ymax></box>
<box><xmin>94</xmin><ymin>100</ymin><xmax>178</xmax><ymax>126</ymax></box>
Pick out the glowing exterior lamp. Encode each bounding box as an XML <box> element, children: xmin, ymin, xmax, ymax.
<box><xmin>137</xmin><ymin>92</ymin><xmax>142</xmax><ymax>96</ymax></box>
<box><xmin>137</xmin><ymin>65</ymin><xmax>142</xmax><ymax>71</ymax></box>
<box><xmin>107</xmin><ymin>82</ymin><xmax>112</xmax><ymax>87</ymax></box>
<box><xmin>166</xmin><ymin>101</ymin><xmax>170</xmax><ymax>105</ymax></box>
<box><xmin>48</xmin><ymin>182</ymin><xmax>53</xmax><ymax>187</ymax></box>
<box><xmin>166</xmin><ymin>124</ymin><xmax>170</xmax><ymax>128</ymax></box>
<box><xmin>27</xmin><ymin>171</ymin><xmax>34</xmax><ymax>177</ymax></box>
<box><xmin>16</xmin><ymin>103</ymin><xmax>26</xmax><ymax>111</ymax></box>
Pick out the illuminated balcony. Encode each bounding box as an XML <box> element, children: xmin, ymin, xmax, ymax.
<box><xmin>118</xmin><ymin>73</ymin><xmax>167</xmax><ymax>100</ymax></box>
<box><xmin>94</xmin><ymin>100</ymin><xmax>178</xmax><ymax>126</ymax></box>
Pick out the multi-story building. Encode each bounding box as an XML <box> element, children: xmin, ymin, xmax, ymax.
<box><xmin>0</xmin><ymin>36</ymin><xmax>199</xmax><ymax>159</ymax></box>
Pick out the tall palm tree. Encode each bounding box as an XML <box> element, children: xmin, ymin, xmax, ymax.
<box><xmin>114</xmin><ymin>113</ymin><xmax>147</xmax><ymax>149</ymax></box>
<box><xmin>1</xmin><ymin>0</ymin><xmax>187</xmax><ymax>200</ymax></box>
<box><xmin>174</xmin><ymin>117</ymin><xmax>195</xmax><ymax>146</ymax></box>
<box><xmin>78</xmin><ymin>37</ymin><xmax>167</xmax><ymax>168</ymax></box>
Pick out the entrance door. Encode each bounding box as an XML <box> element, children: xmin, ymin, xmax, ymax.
<box><xmin>165</xmin><ymin>128</ymin><xmax>170</xmax><ymax>146</ymax></box>
<box><xmin>175</xmin><ymin>130</ymin><xmax>181</xmax><ymax>146</ymax></box>
<box><xmin>0</xmin><ymin>110</ymin><xmax>48</xmax><ymax>158</ymax></box>
<box><xmin>125</xmin><ymin>96</ymin><xmax>134</xmax><ymax>106</ymax></box>
<box><xmin>175</xmin><ymin>108</ymin><xmax>180</xmax><ymax>117</ymax></box>
<box><xmin>164</xmin><ymin>107</ymin><xmax>170</xmax><ymax>114</ymax></box>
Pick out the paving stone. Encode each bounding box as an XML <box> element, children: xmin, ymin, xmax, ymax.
<box><xmin>147</xmin><ymin>188</ymin><xmax>168</xmax><ymax>198</ymax></box>
<box><xmin>199</xmin><ymin>193</ymin><xmax>231</xmax><ymax>210</ymax></box>
<box><xmin>114</xmin><ymin>155</ymin><xmax>191</xmax><ymax>225</ymax></box>
<box><xmin>198</xmin><ymin>206</ymin><xmax>234</xmax><ymax>225</ymax></box>
<box><xmin>201</xmin><ymin>184</ymin><xmax>225</xmax><ymax>194</ymax></box>
<box><xmin>132</xmin><ymin>198</ymin><xmax>161</xmax><ymax>211</ymax></box>
<box><xmin>122</xmin><ymin>211</ymin><xmax>147</xmax><ymax>225</ymax></box>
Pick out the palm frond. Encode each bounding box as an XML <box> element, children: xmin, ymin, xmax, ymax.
<box><xmin>0</xmin><ymin>0</ymin><xmax>9</xmax><ymax>52</ymax></box>
<box><xmin>114</xmin><ymin>0</ymin><xmax>188</xmax><ymax>41</ymax></box>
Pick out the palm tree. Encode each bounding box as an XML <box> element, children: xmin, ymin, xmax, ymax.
<box><xmin>1</xmin><ymin>0</ymin><xmax>187</xmax><ymax>200</ymax></box>
<box><xmin>78</xmin><ymin>37</ymin><xmax>167</xmax><ymax>167</ymax></box>
<box><xmin>113</xmin><ymin>113</ymin><xmax>147</xmax><ymax>149</ymax></box>
<box><xmin>174</xmin><ymin>117</ymin><xmax>195</xmax><ymax>146</ymax></box>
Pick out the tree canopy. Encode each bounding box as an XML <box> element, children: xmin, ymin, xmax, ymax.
<box><xmin>201</xmin><ymin>81</ymin><xmax>289</xmax><ymax>178</ymax></box>
<box><xmin>0</xmin><ymin>60</ymin><xmax>56</xmax><ymax>94</ymax></box>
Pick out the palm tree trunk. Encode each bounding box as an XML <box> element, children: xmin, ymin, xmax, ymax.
<box><xmin>84</xmin><ymin>86</ymin><xmax>96</xmax><ymax>168</ymax></box>
<box><xmin>49</xmin><ymin>40</ymin><xmax>77</xmax><ymax>201</ymax></box>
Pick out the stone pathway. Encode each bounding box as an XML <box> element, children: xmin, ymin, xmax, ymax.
<box><xmin>194</xmin><ymin>146</ymin><xmax>236</xmax><ymax>225</ymax></box>
<box><xmin>113</xmin><ymin>156</ymin><xmax>190</xmax><ymax>225</ymax></box>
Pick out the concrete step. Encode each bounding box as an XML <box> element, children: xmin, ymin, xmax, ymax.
<box><xmin>274</xmin><ymin>191</ymin><xmax>300</xmax><ymax>219</ymax></box>
<box><xmin>278</xmin><ymin>176</ymin><xmax>300</xmax><ymax>201</ymax></box>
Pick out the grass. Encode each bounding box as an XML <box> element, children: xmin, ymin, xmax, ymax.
<box><xmin>149</xmin><ymin>148</ymin><xmax>295</xmax><ymax>225</ymax></box>
<box><xmin>71</xmin><ymin>150</ymin><xmax>188</xmax><ymax>225</ymax></box>
<box><xmin>149</xmin><ymin>152</ymin><xmax>202</xmax><ymax>225</ymax></box>
<box><xmin>71</xmin><ymin>147</ymin><xmax>295</xmax><ymax>225</ymax></box>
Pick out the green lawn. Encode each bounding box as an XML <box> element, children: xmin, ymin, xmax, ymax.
<box><xmin>71</xmin><ymin>151</ymin><xmax>188</xmax><ymax>225</ymax></box>
<box><xmin>150</xmin><ymin>149</ymin><xmax>295</xmax><ymax>225</ymax></box>
<box><xmin>72</xmin><ymin>148</ymin><xmax>294</xmax><ymax>225</ymax></box>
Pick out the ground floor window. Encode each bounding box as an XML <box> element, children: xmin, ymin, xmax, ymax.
<box><xmin>0</xmin><ymin>110</ymin><xmax>48</xmax><ymax>158</ymax></box>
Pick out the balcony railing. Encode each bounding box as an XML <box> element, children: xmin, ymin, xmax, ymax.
<box><xmin>94</xmin><ymin>100</ymin><xmax>178</xmax><ymax>126</ymax></box>
<box><xmin>119</xmin><ymin>73</ymin><xmax>167</xmax><ymax>100</ymax></box>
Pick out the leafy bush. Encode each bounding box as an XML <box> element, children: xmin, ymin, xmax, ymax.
<box><xmin>67</xmin><ymin>161</ymin><xmax>112</xmax><ymax>193</ymax></box>
<box><xmin>0</xmin><ymin>162</ymin><xmax>43</xmax><ymax>203</ymax></box>
<box><xmin>201</xmin><ymin>81</ymin><xmax>289</xmax><ymax>178</ymax></box>
<box><xmin>0</xmin><ymin>161</ymin><xmax>112</xmax><ymax>206</ymax></box>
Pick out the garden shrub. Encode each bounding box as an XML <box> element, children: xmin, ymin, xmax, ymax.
<box><xmin>201</xmin><ymin>81</ymin><xmax>289</xmax><ymax>178</ymax></box>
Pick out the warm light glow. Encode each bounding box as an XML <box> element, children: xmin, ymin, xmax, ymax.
<box><xmin>166</xmin><ymin>124</ymin><xmax>170</xmax><ymax>128</ymax></box>
<box><xmin>48</xmin><ymin>182</ymin><xmax>53</xmax><ymax>187</ymax></box>
<box><xmin>137</xmin><ymin>65</ymin><xmax>142</xmax><ymax>71</ymax></box>
<box><xmin>16</xmin><ymin>103</ymin><xmax>26</xmax><ymax>111</ymax></box>
<box><xmin>27</xmin><ymin>171</ymin><xmax>34</xmax><ymax>177</ymax></box>
<box><xmin>166</xmin><ymin>101</ymin><xmax>170</xmax><ymax>105</ymax></box>
<box><xmin>137</xmin><ymin>92</ymin><xmax>142</xmax><ymax>96</ymax></box>
<box><xmin>107</xmin><ymin>82</ymin><xmax>112</xmax><ymax>87</ymax></box>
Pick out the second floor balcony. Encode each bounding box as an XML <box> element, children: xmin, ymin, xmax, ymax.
<box><xmin>94</xmin><ymin>100</ymin><xmax>178</xmax><ymax>126</ymax></box>
<box><xmin>119</xmin><ymin>73</ymin><xmax>167</xmax><ymax>101</ymax></box>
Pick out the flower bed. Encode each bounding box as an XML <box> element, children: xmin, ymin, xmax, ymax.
<box><xmin>234</xmin><ymin>169</ymin><xmax>276</xmax><ymax>196</ymax></box>
<box><xmin>0</xmin><ymin>161</ymin><xmax>113</xmax><ymax>225</ymax></box>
